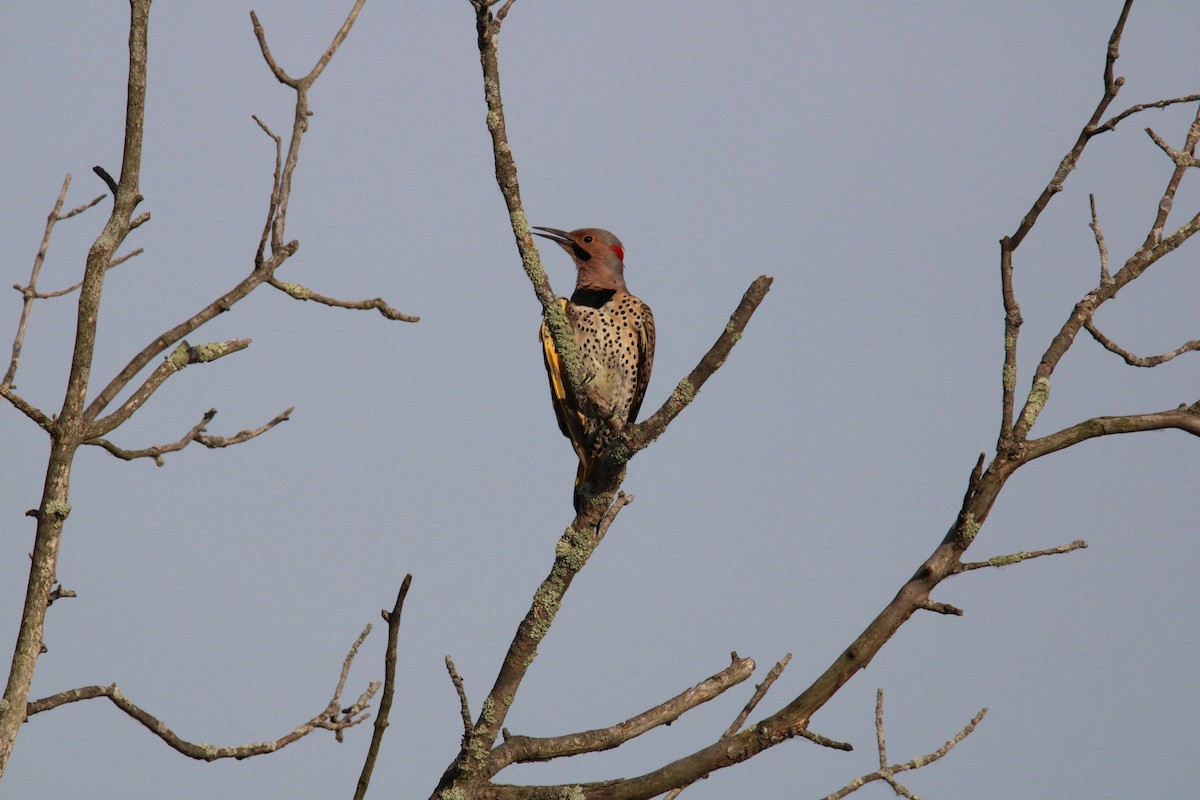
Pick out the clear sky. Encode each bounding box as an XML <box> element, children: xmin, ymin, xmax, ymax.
<box><xmin>2</xmin><ymin>2</ymin><xmax>1197</xmax><ymax>798</ymax></box>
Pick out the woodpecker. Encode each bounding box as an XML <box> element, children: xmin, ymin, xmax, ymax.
<box><xmin>533</xmin><ymin>226</ymin><xmax>655</xmax><ymax>512</ymax></box>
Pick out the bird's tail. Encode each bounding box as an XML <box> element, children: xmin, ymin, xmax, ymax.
<box><xmin>572</xmin><ymin>459</ymin><xmax>591</xmax><ymax>513</ymax></box>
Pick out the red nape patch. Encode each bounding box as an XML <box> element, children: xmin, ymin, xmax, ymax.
<box><xmin>610</xmin><ymin>244</ymin><xmax>625</xmax><ymax>262</ymax></box>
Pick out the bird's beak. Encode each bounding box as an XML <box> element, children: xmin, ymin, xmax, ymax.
<box><xmin>532</xmin><ymin>226</ymin><xmax>573</xmax><ymax>246</ymax></box>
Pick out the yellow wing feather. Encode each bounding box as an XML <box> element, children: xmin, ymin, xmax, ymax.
<box><xmin>540</xmin><ymin>299</ymin><xmax>590</xmax><ymax>474</ymax></box>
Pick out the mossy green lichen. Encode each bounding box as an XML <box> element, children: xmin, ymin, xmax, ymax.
<box><xmin>167</xmin><ymin>342</ymin><xmax>191</xmax><ymax>371</ymax></box>
<box><xmin>440</xmin><ymin>789</ymin><xmax>467</xmax><ymax>800</ymax></box>
<box><xmin>276</xmin><ymin>281</ymin><xmax>312</xmax><ymax>300</ymax></box>
<box><xmin>486</xmin><ymin>109</ymin><xmax>501</xmax><ymax>130</ymax></box>
<box><xmin>1022</xmin><ymin>376</ymin><xmax>1051</xmax><ymax>427</ymax></box>
<box><xmin>675</xmin><ymin>379</ymin><xmax>697</xmax><ymax>405</ymax></box>
<box><xmin>988</xmin><ymin>551</ymin><xmax>1029</xmax><ymax>567</ymax></box>
<box><xmin>960</xmin><ymin>512</ymin><xmax>981</xmax><ymax>545</ymax></box>
<box><xmin>1002</xmin><ymin>364</ymin><xmax>1017</xmax><ymax>392</ymax></box>
<box><xmin>193</xmin><ymin>342</ymin><xmax>228</xmax><ymax>362</ymax></box>
<box><xmin>480</xmin><ymin>697</ymin><xmax>496</xmax><ymax>726</ymax></box>
<box><xmin>510</xmin><ymin>209</ymin><xmax>530</xmax><ymax>240</ymax></box>
<box><xmin>43</xmin><ymin>499</ymin><xmax>71</xmax><ymax>520</ymax></box>
<box><xmin>559</xmin><ymin>787</ymin><xmax>586</xmax><ymax>800</ymax></box>
<box><xmin>555</xmin><ymin>524</ymin><xmax>593</xmax><ymax>571</ymax></box>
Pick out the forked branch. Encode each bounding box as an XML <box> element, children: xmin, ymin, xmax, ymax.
<box><xmin>821</xmin><ymin>690</ymin><xmax>987</xmax><ymax>800</ymax></box>
<box><xmin>84</xmin><ymin>406</ymin><xmax>293</xmax><ymax>466</ymax></box>
<box><xmin>26</xmin><ymin>626</ymin><xmax>380</xmax><ymax>761</ymax></box>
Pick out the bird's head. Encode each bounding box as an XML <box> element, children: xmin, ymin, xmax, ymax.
<box><xmin>533</xmin><ymin>226</ymin><xmax>627</xmax><ymax>291</ymax></box>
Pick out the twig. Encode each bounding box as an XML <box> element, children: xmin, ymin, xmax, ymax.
<box><xmin>92</xmin><ymin>165</ymin><xmax>119</xmax><ymax>199</ymax></box>
<box><xmin>1084</xmin><ymin>321</ymin><xmax>1200</xmax><ymax>367</ymax></box>
<box><xmin>724</xmin><ymin>653</ymin><xmax>791</xmax><ymax>739</ymax></box>
<box><xmin>353</xmin><ymin>575</ymin><xmax>414</xmax><ymax>800</ymax></box>
<box><xmin>21</xmin><ymin>248</ymin><xmax>143</xmax><ymax>300</ymax></box>
<box><xmin>332</xmin><ymin>623</ymin><xmax>374</xmax><ymax>743</ymax></box>
<box><xmin>88</xmin><ymin>339</ymin><xmax>253</xmax><ymax>439</ymax></box>
<box><xmin>1146</xmin><ymin>126</ymin><xmax>1200</xmax><ymax>167</ymax></box>
<box><xmin>46</xmin><ymin>585</ymin><xmax>77</xmax><ymax>607</ymax></box>
<box><xmin>594</xmin><ymin>491</ymin><xmax>634</xmax><ymax>543</ymax></box>
<box><xmin>1140</xmin><ymin>108</ymin><xmax>1200</xmax><ymax>249</ymax></box>
<box><xmin>795</xmin><ymin>728</ymin><xmax>854</xmax><ymax>752</ymax></box>
<box><xmin>1092</xmin><ymin>93</ymin><xmax>1200</xmax><ymax>134</ymax></box>
<box><xmin>665</xmin><ymin>654</ymin><xmax>814</xmax><ymax>800</ymax></box>
<box><xmin>625</xmin><ymin>275</ymin><xmax>773</xmax><ymax>454</ymax></box>
<box><xmin>918</xmin><ymin>600</ymin><xmax>964</xmax><ymax>616</ymax></box>
<box><xmin>4</xmin><ymin>175</ymin><xmax>105</xmax><ymax>389</ymax></box>
<box><xmin>250</xmin><ymin>0</ymin><xmax>366</xmax><ymax>249</ymax></box>
<box><xmin>488</xmin><ymin>657</ymin><xmax>755</xmax><ymax>771</ymax></box>
<box><xmin>0</xmin><ymin>385</ymin><xmax>53</xmax><ymax>430</ymax></box>
<box><xmin>27</xmin><ymin>627</ymin><xmax>380</xmax><ymax>760</ymax></box>
<box><xmin>957</xmin><ymin>539</ymin><xmax>1088</xmax><ymax>572</ymax></box>
<box><xmin>1088</xmin><ymin>194</ymin><xmax>1112</xmax><ymax>284</ymax></box>
<box><xmin>268</xmin><ymin>277</ymin><xmax>418</xmax><ymax>322</ymax></box>
<box><xmin>821</xmin><ymin>689</ymin><xmax>987</xmax><ymax>800</ymax></box>
<box><xmin>251</xmin><ymin>115</ymin><xmax>283</xmax><ymax>266</ymax></box>
<box><xmin>446</xmin><ymin>656</ymin><xmax>473</xmax><ymax>739</ymax></box>
<box><xmin>84</xmin><ymin>407</ymin><xmax>292</xmax><ymax>466</ymax></box>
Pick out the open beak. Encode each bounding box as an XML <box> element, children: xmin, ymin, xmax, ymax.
<box><xmin>532</xmin><ymin>226</ymin><xmax>573</xmax><ymax>246</ymax></box>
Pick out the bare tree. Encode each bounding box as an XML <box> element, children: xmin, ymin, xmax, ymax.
<box><xmin>0</xmin><ymin>0</ymin><xmax>414</xmax><ymax>777</ymax></box>
<box><xmin>3</xmin><ymin>1</ymin><xmax>1197</xmax><ymax>797</ymax></box>
<box><xmin>415</xmin><ymin>1</ymin><xmax>1200</xmax><ymax>797</ymax></box>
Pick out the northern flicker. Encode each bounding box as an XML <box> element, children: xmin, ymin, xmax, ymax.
<box><xmin>533</xmin><ymin>226</ymin><xmax>655</xmax><ymax>512</ymax></box>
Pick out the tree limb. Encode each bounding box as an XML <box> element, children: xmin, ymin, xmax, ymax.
<box><xmin>489</xmin><ymin>657</ymin><xmax>754</xmax><ymax>772</ymax></box>
<box><xmin>821</xmin><ymin>690</ymin><xmax>987</xmax><ymax>800</ymax></box>
<box><xmin>83</xmin><ymin>406</ymin><xmax>292</xmax><ymax>466</ymax></box>
<box><xmin>354</xmin><ymin>575</ymin><xmax>414</xmax><ymax>800</ymax></box>
<box><xmin>268</xmin><ymin>277</ymin><xmax>418</xmax><ymax>322</ymax></box>
<box><xmin>957</xmin><ymin>539</ymin><xmax>1088</xmax><ymax>572</ymax></box>
<box><xmin>3</xmin><ymin>175</ymin><xmax>105</xmax><ymax>389</ymax></box>
<box><xmin>26</xmin><ymin>626</ymin><xmax>379</xmax><ymax>761</ymax></box>
<box><xmin>87</xmin><ymin>339</ymin><xmax>251</xmax><ymax>438</ymax></box>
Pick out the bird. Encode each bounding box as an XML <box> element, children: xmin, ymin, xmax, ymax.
<box><xmin>532</xmin><ymin>226</ymin><xmax>655</xmax><ymax>512</ymax></box>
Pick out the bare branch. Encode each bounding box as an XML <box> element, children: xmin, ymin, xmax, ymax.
<box><xmin>1026</xmin><ymin>406</ymin><xmax>1200</xmax><ymax>461</ymax></box>
<box><xmin>1092</xmin><ymin>93</ymin><xmax>1200</xmax><ymax>134</ymax></box>
<box><xmin>251</xmin><ymin>115</ymin><xmax>283</xmax><ymax>266</ymax></box>
<box><xmin>795</xmin><ymin>728</ymin><xmax>854</xmax><ymax>752</ymax></box>
<box><xmin>1140</xmin><ymin>107</ymin><xmax>1200</xmax><ymax>249</ymax></box>
<box><xmin>724</xmin><ymin>653</ymin><xmax>791</xmax><ymax>739</ymax></box>
<box><xmin>595</xmin><ymin>491</ymin><xmax>634</xmax><ymax>544</ymax></box>
<box><xmin>1084</xmin><ymin>320</ymin><xmax>1200</xmax><ymax>367</ymax></box>
<box><xmin>1146</xmin><ymin>126</ymin><xmax>1200</xmax><ymax>168</ymax></box>
<box><xmin>85</xmin><ymin>406</ymin><xmax>292</xmax><ymax>466</ymax></box>
<box><xmin>874</xmin><ymin>689</ymin><xmax>887</xmax><ymax>767</ymax></box>
<box><xmin>4</xmin><ymin>175</ymin><xmax>105</xmax><ymax>388</ymax></box>
<box><xmin>268</xmin><ymin>277</ymin><xmax>418</xmax><ymax>322</ymax></box>
<box><xmin>46</xmin><ymin>585</ymin><xmax>77</xmax><ymax>607</ymax></box>
<box><xmin>27</xmin><ymin>627</ymin><xmax>378</xmax><ymax>760</ymax></box>
<box><xmin>446</xmin><ymin>656</ymin><xmax>473</xmax><ymax>739</ymax></box>
<box><xmin>821</xmin><ymin>690</ymin><xmax>987</xmax><ymax>800</ymax></box>
<box><xmin>354</xmin><ymin>575</ymin><xmax>414</xmax><ymax>800</ymax></box>
<box><xmin>82</xmin><ymin>241</ymin><xmax>297</xmax><ymax>423</ymax></box>
<box><xmin>88</xmin><ymin>339</ymin><xmax>252</xmax><ymax>438</ymax></box>
<box><xmin>0</xmin><ymin>385</ymin><xmax>53</xmax><ymax>430</ymax></box>
<box><xmin>250</xmin><ymin>0</ymin><xmax>366</xmax><ymax>250</ymax></box>
<box><xmin>625</xmin><ymin>275</ymin><xmax>773</xmax><ymax>454</ymax></box>
<box><xmin>957</xmin><ymin>539</ymin><xmax>1089</xmax><ymax>573</ymax></box>
<box><xmin>91</xmin><ymin>165</ymin><xmax>120</xmax><ymax>198</ymax></box>
<box><xmin>1088</xmin><ymin>194</ymin><xmax>1112</xmax><ymax>285</ymax></box>
<box><xmin>21</xmin><ymin>249</ymin><xmax>144</xmax><ymax>301</ymax></box>
<box><xmin>331</xmin><ymin>623</ymin><xmax>374</xmax><ymax>743</ymax></box>
<box><xmin>489</xmin><ymin>657</ymin><xmax>755</xmax><ymax>772</ymax></box>
<box><xmin>918</xmin><ymin>600</ymin><xmax>964</xmax><ymax>617</ymax></box>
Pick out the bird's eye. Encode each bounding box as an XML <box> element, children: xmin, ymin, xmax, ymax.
<box><xmin>582</xmin><ymin>235</ymin><xmax>593</xmax><ymax>243</ymax></box>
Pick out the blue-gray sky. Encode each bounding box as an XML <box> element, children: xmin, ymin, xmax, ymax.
<box><xmin>2</xmin><ymin>2</ymin><xmax>1197</xmax><ymax>797</ymax></box>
